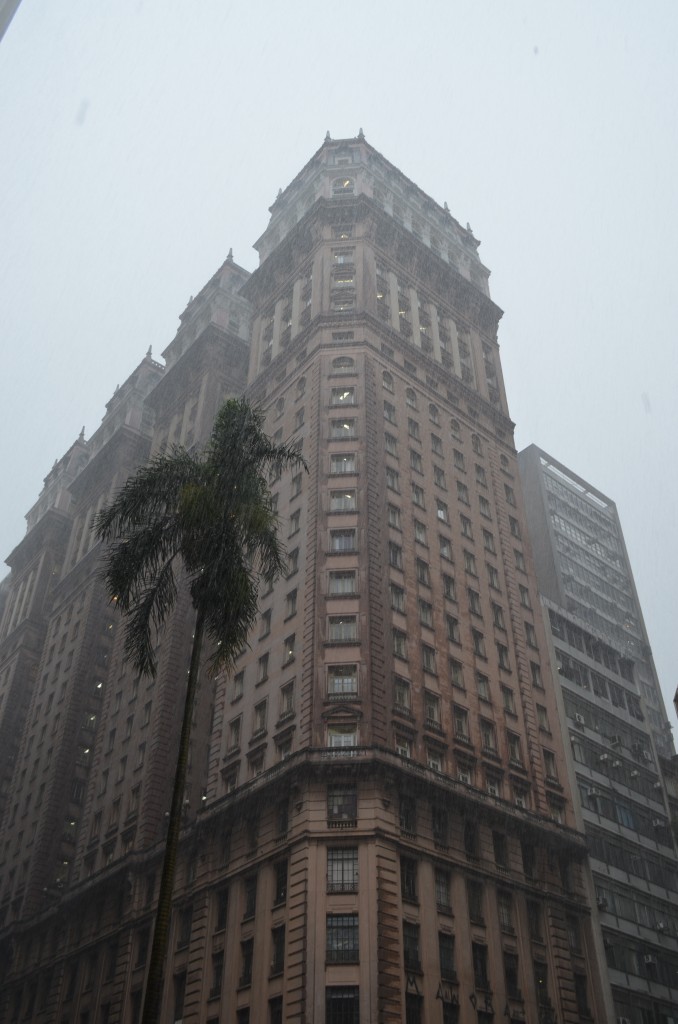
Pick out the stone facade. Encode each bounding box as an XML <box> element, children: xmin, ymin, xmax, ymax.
<box><xmin>0</xmin><ymin>136</ymin><xmax>613</xmax><ymax>1024</ymax></box>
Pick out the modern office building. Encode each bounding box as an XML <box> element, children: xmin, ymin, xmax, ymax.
<box><xmin>519</xmin><ymin>444</ymin><xmax>678</xmax><ymax>1024</ymax></box>
<box><xmin>0</xmin><ymin>136</ymin><xmax>611</xmax><ymax>1024</ymax></box>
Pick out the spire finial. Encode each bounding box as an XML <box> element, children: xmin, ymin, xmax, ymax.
<box><xmin>227</xmin><ymin>248</ymin><xmax>234</xmax><ymax>262</ymax></box>
<box><xmin>325</xmin><ymin>130</ymin><xmax>331</xmax><ymax>142</ymax></box>
<box><xmin>358</xmin><ymin>127</ymin><xmax>364</xmax><ymax>140</ymax></box>
<box><xmin>79</xmin><ymin>426</ymin><xmax>85</xmax><ymax>441</ymax></box>
<box><xmin>146</xmin><ymin>345</ymin><xmax>152</xmax><ymax>358</ymax></box>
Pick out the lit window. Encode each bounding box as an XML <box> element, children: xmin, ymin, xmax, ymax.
<box><xmin>330</xmin><ymin>453</ymin><xmax>356</xmax><ymax>475</ymax></box>
<box><xmin>327</xmin><ymin>724</ymin><xmax>358</xmax><ymax>748</ymax></box>
<box><xmin>330</xmin><ymin>418</ymin><xmax>356</xmax><ymax>439</ymax></box>
<box><xmin>330</xmin><ymin>489</ymin><xmax>356</xmax><ymax>512</ymax></box>
<box><xmin>331</xmin><ymin>387</ymin><xmax>356</xmax><ymax>407</ymax></box>
<box><xmin>283</xmin><ymin>635</ymin><xmax>296</xmax><ymax>665</ymax></box>
<box><xmin>332</xmin><ymin>177</ymin><xmax>355</xmax><ymax>195</ymax></box>
<box><xmin>328</xmin><ymin>616</ymin><xmax>357</xmax><ymax>642</ymax></box>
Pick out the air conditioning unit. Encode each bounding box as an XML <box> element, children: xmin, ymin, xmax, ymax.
<box><xmin>574</xmin><ymin>713</ymin><xmax>585</xmax><ymax>726</ymax></box>
<box><xmin>630</xmin><ymin>769</ymin><xmax>639</xmax><ymax>777</ymax></box>
<box><xmin>612</xmin><ymin>760</ymin><xmax>622</xmax><ymax>768</ymax></box>
<box><xmin>644</xmin><ymin>954</ymin><xmax>656</xmax><ymax>966</ymax></box>
<box><xmin>599</xmin><ymin>754</ymin><xmax>609</xmax><ymax>763</ymax></box>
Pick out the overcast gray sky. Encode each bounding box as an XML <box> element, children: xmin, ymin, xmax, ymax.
<box><xmin>1</xmin><ymin>1</ymin><xmax>676</xmax><ymax>733</ymax></box>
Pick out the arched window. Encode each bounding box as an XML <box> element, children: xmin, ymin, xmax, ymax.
<box><xmin>296</xmin><ymin>376</ymin><xmax>306</xmax><ymax>397</ymax></box>
<box><xmin>471</xmin><ymin>434</ymin><xmax>483</xmax><ymax>456</ymax></box>
<box><xmin>332</xmin><ymin>177</ymin><xmax>355</xmax><ymax>196</ymax></box>
<box><xmin>405</xmin><ymin>388</ymin><xmax>417</xmax><ymax>410</ymax></box>
<box><xmin>332</xmin><ymin>356</ymin><xmax>355</xmax><ymax>371</ymax></box>
<box><xmin>382</xmin><ymin>371</ymin><xmax>394</xmax><ymax>393</ymax></box>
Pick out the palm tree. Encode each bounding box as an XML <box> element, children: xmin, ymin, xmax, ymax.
<box><xmin>94</xmin><ymin>398</ymin><xmax>305</xmax><ymax>1024</ymax></box>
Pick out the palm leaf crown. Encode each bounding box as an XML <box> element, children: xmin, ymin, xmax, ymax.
<box><xmin>94</xmin><ymin>398</ymin><xmax>306</xmax><ymax>676</ymax></box>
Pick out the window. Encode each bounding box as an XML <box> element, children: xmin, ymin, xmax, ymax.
<box><xmin>438</xmin><ymin>536</ymin><xmax>454</xmax><ymax>561</ymax></box>
<box><xmin>467</xmin><ymin>880</ymin><xmax>484</xmax><ymax>923</ymax></box>
<box><xmin>419</xmin><ymin>598</ymin><xmax>436</xmax><ymax>630</ymax></box>
<box><xmin>493</xmin><ymin>831</ymin><xmax>508</xmax><ymax>868</ymax></box>
<box><xmin>331</xmin><ymin>453</ymin><xmax>356</xmax><ymax>475</ymax></box>
<box><xmin>389</xmin><ymin>541</ymin><xmax>403</xmax><ymax>569</ymax></box>
<box><xmin>414</xmin><ymin>519</ymin><xmax>427</xmax><ymax>545</ymax></box>
<box><xmin>408</xmin><ymin>418</ymin><xmax>420</xmax><ymax>441</ymax></box>
<box><xmin>536</xmin><ymin>704</ymin><xmax>549</xmax><ymax>731</ymax></box>
<box><xmin>439</xmin><ymin>933</ymin><xmax>456</xmax><ymax>981</ymax></box>
<box><xmin>446</xmin><ymin>615</ymin><xmax>461</xmax><ymax>644</ymax></box>
<box><xmin>386</xmin><ymin>466</ymin><xmax>400</xmax><ymax>492</ymax></box>
<box><xmin>399</xmin><ymin>795</ymin><xmax>416</xmax><ymax>833</ymax></box>
<box><xmin>443</xmin><ymin>573</ymin><xmax>457</xmax><ymax>600</ymax></box>
<box><xmin>403</xmin><ymin>922</ymin><xmax>420</xmax><ymax>971</ymax></box>
<box><xmin>209</xmin><ymin>949</ymin><xmax>224</xmax><ymax>998</ymax></box>
<box><xmin>228</xmin><ymin>716</ymin><xmax>241</xmax><ymax>752</ymax></box>
<box><xmin>431</xmin><ymin>433</ymin><xmax>443</xmax><ymax>455</ymax></box>
<box><xmin>504</xmin><ymin>484</ymin><xmax>516</xmax><ymax>506</ymax></box>
<box><xmin>177</xmin><ymin>906</ymin><xmax>193</xmax><ymax>949</ymax></box>
<box><xmin>328</xmin><ymin>847</ymin><xmax>358</xmax><ymax>892</ymax></box>
<box><xmin>282</xmin><ymin>630</ymin><xmax>297</xmax><ymax>663</ymax></box>
<box><xmin>480</xmin><ymin>719</ymin><xmax>497</xmax><ymax>753</ymax></box>
<box><xmin>472</xmin><ymin>630</ymin><xmax>486</xmax><ymax>658</ymax></box>
<box><xmin>449</xmin><ymin>657</ymin><xmax>464</xmax><ymax>689</ymax></box>
<box><xmin>463</xmin><ymin>550</ymin><xmax>477</xmax><ymax>575</ymax></box>
<box><xmin>509</xmin><ymin>516</ymin><xmax>521</xmax><ymax>539</ymax></box>
<box><xmin>460</xmin><ymin>514</ymin><xmax>473</xmax><ymax>539</ymax></box>
<box><xmin>330</xmin><ymin>489</ymin><xmax>356</xmax><ymax>512</ymax></box>
<box><xmin>515</xmin><ymin>548</ymin><xmax>526</xmax><ymax>572</ymax></box>
<box><xmin>395</xmin><ymin>734</ymin><xmax>412</xmax><ymax>758</ymax></box>
<box><xmin>427</xmin><ymin>747</ymin><xmax>443</xmax><ymax>771</ymax></box>
<box><xmin>574</xmin><ymin>974</ymin><xmax>590</xmax><ymax>1018</ymax></box>
<box><xmin>239</xmin><ymin>938</ymin><xmax>254</xmax><ymax>987</ymax></box>
<box><xmin>497</xmin><ymin>642</ymin><xmax>510</xmax><ymax>670</ymax></box>
<box><xmin>326</xmin><ymin>987</ymin><xmax>359</xmax><ymax>1024</ymax></box>
<box><xmin>504</xmin><ymin>952</ymin><xmax>521</xmax><ymax>999</ymax></box>
<box><xmin>502</xmin><ymin>686</ymin><xmax>516</xmax><ymax>714</ymax></box>
<box><xmin>424</xmin><ymin>690</ymin><xmax>441</xmax><ymax>726</ymax></box>
<box><xmin>327</xmin><ymin>914</ymin><xmax>359</xmax><ymax>963</ymax></box>
<box><xmin>401</xmin><ymin>857</ymin><xmax>417</xmax><ymax>901</ymax></box>
<box><xmin>257</xmin><ymin>654</ymin><xmax>269</xmax><ymax>684</ymax></box>
<box><xmin>476</xmin><ymin>464</ymin><xmax>487</xmax><ymax>487</ymax></box>
<box><xmin>435</xmin><ymin>498</ymin><xmax>449</xmax><ymax>522</ymax></box>
<box><xmin>543</xmin><ymin>750</ymin><xmax>557</xmax><ymax>781</ymax></box>
<box><xmin>287</xmin><ymin>547</ymin><xmax>299</xmax><ymax>576</ymax></box>
<box><xmin>253</xmin><ymin>700</ymin><xmax>267</xmax><ymax>736</ymax></box>
<box><xmin>260</xmin><ymin>609</ymin><xmax>271</xmax><ymax>638</ymax></box>
<box><xmin>409</xmin><ymin>449</ymin><xmax>423</xmax><ymax>474</ymax></box>
<box><xmin>508</xmin><ymin>732</ymin><xmax>522</xmax><ymax>765</ymax></box>
<box><xmin>434</xmin><ymin>466</ymin><xmax>447</xmax><ymax>489</ymax></box>
<box><xmin>472</xmin><ymin>942</ymin><xmax>489</xmax><ymax>990</ymax></box>
<box><xmin>519</xmin><ymin>584</ymin><xmax>531</xmax><ymax>608</ymax></box>
<box><xmin>331</xmin><ymin>386</ymin><xmax>356</xmax><ymax>406</ymax></box>
<box><xmin>416</xmin><ymin>559</ymin><xmax>430</xmax><ymax>586</ymax></box>
<box><xmin>435</xmin><ymin>868</ymin><xmax>452</xmax><ymax>912</ymax></box>
<box><xmin>468</xmin><ymin>589</ymin><xmax>482</xmax><ymax>616</ymax></box>
<box><xmin>412</xmin><ymin>483</ymin><xmax>425</xmax><ymax>507</ymax></box>
<box><xmin>456</xmin><ymin>481</ymin><xmax>470</xmax><ymax>505</ymax></box>
<box><xmin>479</xmin><ymin>495</ymin><xmax>492</xmax><ymax>519</ymax></box>
<box><xmin>328</xmin><ymin>616</ymin><xmax>357</xmax><ymax>642</ymax></box>
<box><xmin>394</xmin><ymin>676</ymin><xmax>411</xmax><ymax>710</ymax></box>
<box><xmin>382</xmin><ymin>370</ymin><xmax>394</xmax><ymax>392</ymax></box>
<box><xmin>405</xmin><ymin>388</ymin><xmax>417</xmax><ymax>409</ymax></box>
<box><xmin>492</xmin><ymin>603</ymin><xmax>505</xmax><ymax>629</ymax></box>
<box><xmin>331</xmin><ymin>418</ymin><xmax>356</xmax><ymax>439</ymax></box>
<box><xmin>384</xmin><ymin>400</ymin><xmax>397</xmax><ymax>423</ymax></box>
<box><xmin>328</xmin><ymin>723</ymin><xmax>358</xmax><ymax>748</ymax></box>
<box><xmin>330</xmin><ymin>528</ymin><xmax>356</xmax><ymax>553</ymax></box>
<box><xmin>475</xmin><ymin>671</ymin><xmax>491</xmax><ymax>704</ymax></box>
<box><xmin>390</xmin><ymin>583</ymin><xmax>405</xmax><ymax>612</ymax></box>
<box><xmin>525</xmin><ymin>622</ymin><xmax>538</xmax><ymax>648</ymax></box>
<box><xmin>291</xmin><ymin>473</ymin><xmax>302</xmax><ymax>498</ymax></box>
<box><xmin>387</xmin><ymin>503</ymin><xmax>401</xmax><ymax>528</ymax></box>
<box><xmin>328</xmin><ymin>785</ymin><xmax>357</xmax><ymax>825</ymax></box>
<box><xmin>392</xmin><ymin>628</ymin><xmax>408</xmax><ymax>660</ymax></box>
<box><xmin>270</xmin><ymin>925</ymin><xmax>285</xmax><ymax>975</ymax></box>
<box><xmin>453</xmin><ymin>705</ymin><xmax>469</xmax><ymax>741</ymax></box>
<box><xmin>327</xmin><ymin>663</ymin><xmax>358</xmax><ymax>696</ymax></box>
<box><xmin>487</xmin><ymin>563</ymin><xmax>500</xmax><ymax>590</ymax></box>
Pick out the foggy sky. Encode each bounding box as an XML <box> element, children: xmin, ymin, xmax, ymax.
<box><xmin>1</xmin><ymin>1</ymin><xmax>676</xmax><ymax>731</ymax></box>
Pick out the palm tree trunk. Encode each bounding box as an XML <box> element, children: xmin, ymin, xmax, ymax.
<box><xmin>141</xmin><ymin>608</ymin><xmax>205</xmax><ymax>1024</ymax></box>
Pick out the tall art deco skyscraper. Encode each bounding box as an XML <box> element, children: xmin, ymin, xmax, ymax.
<box><xmin>0</xmin><ymin>135</ymin><xmax>612</xmax><ymax>1024</ymax></box>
